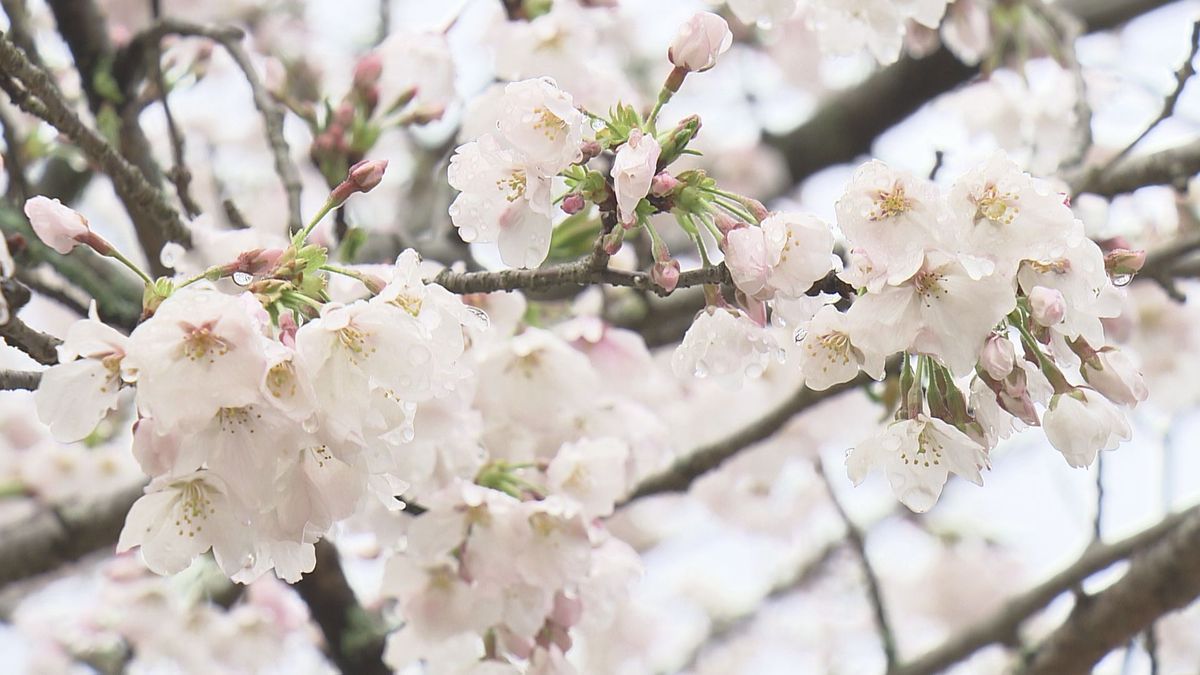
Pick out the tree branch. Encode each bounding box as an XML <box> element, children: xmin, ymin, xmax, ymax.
<box><xmin>0</xmin><ymin>483</ymin><xmax>144</xmax><ymax>589</ymax></box>
<box><xmin>432</xmin><ymin>258</ymin><xmax>728</xmax><ymax>298</ymax></box>
<box><xmin>820</xmin><ymin>459</ymin><xmax>897</xmax><ymax>669</ymax></box>
<box><xmin>1018</xmin><ymin>507</ymin><xmax>1200</xmax><ymax>674</ymax></box>
<box><xmin>0</xmin><ymin>32</ymin><xmax>190</xmax><ymax>257</ymax></box>
<box><xmin>0</xmin><ymin>279</ymin><xmax>62</xmax><ymax>365</ymax></box>
<box><xmin>890</xmin><ymin>504</ymin><xmax>1200</xmax><ymax>675</ymax></box>
<box><xmin>126</xmin><ymin>20</ymin><xmax>304</xmax><ymax>233</ymax></box>
<box><xmin>622</xmin><ymin>370</ymin><xmax>877</xmax><ymax>504</ymax></box>
<box><xmin>768</xmin><ymin>0</ymin><xmax>1175</xmax><ymax>188</ymax></box>
<box><xmin>0</xmin><ymin>368</ymin><xmax>40</xmax><ymax>390</ymax></box>
<box><xmin>294</xmin><ymin>541</ymin><xmax>389</xmax><ymax>675</ymax></box>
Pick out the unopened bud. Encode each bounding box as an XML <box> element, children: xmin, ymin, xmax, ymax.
<box><xmin>23</xmin><ymin>196</ymin><xmax>109</xmax><ymax>255</ymax></box>
<box><xmin>657</xmin><ymin>114</ymin><xmax>701</xmax><ymax>167</ymax></box>
<box><xmin>980</xmin><ymin>334</ymin><xmax>1016</xmax><ymax>380</ymax></box>
<box><xmin>743</xmin><ymin>198</ymin><xmax>769</xmax><ymax>222</ymax></box>
<box><xmin>1104</xmin><ymin>248</ymin><xmax>1146</xmax><ymax>280</ymax></box>
<box><xmin>713</xmin><ymin>211</ymin><xmax>745</xmax><ymax>237</ymax></box>
<box><xmin>651</xmin><ymin>259</ymin><xmax>681</xmax><ymax>293</ymax></box>
<box><xmin>668</xmin><ymin>12</ymin><xmax>733</xmax><ymax>73</ymax></box>
<box><xmin>579</xmin><ymin>140</ymin><xmax>602</xmax><ymax>162</ymax></box>
<box><xmin>650</xmin><ymin>172</ymin><xmax>679</xmax><ymax>197</ymax></box>
<box><xmin>561</xmin><ymin>193</ymin><xmax>585</xmax><ymax>215</ymax></box>
<box><xmin>223</xmin><ymin>248</ymin><xmax>285</xmax><ymax>276</ymax></box>
<box><xmin>601</xmin><ymin>228</ymin><xmax>624</xmax><ymax>255</ymax></box>
<box><xmin>331</xmin><ymin>159</ymin><xmax>389</xmax><ymax>204</ymax></box>
<box><xmin>352</xmin><ymin>53</ymin><xmax>383</xmax><ymax>91</ymax></box>
<box><xmin>1028</xmin><ymin>286</ymin><xmax>1066</xmax><ymax>327</ymax></box>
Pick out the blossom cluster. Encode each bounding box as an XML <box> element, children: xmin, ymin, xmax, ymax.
<box><xmin>686</xmin><ymin>152</ymin><xmax>1146</xmax><ymax>511</ymax></box>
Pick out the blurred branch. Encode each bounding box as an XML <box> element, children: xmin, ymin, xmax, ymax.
<box><xmin>0</xmin><ymin>278</ymin><xmax>63</xmax><ymax>365</ymax></box>
<box><xmin>126</xmin><ymin>20</ymin><xmax>304</xmax><ymax>233</ymax></box>
<box><xmin>622</xmin><ymin>369</ymin><xmax>879</xmax><ymax>504</ymax></box>
<box><xmin>767</xmin><ymin>0</ymin><xmax>1174</xmax><ymax>189</ymax></box>
<box><xmin>890</xmin><ymin>504</ymin><xmax>1200</xmax><ymax>675</ymax></box>
<box><xmin>1021</xmin><ymin>506</ymin><xmax>1200</xmax><ymax>674</ymax></box>
<box><xmin>1071</xmin><ymin>139</ymin><xmax>1200</xmax><ymax>198</ymax></box>
<box><xmin>1105</xmin><ymin>19</ymin><xmax>1200</xmax><ymax>169</ymax></box>
<box><xmin>0</xmin><ymin>368</ymin><xmax>40</xmax><ymax>390</ymax></box>
<box><xmin>0</xmin><ymin>482</ymin><xmax>144</xmax><ymax>589</ymax></box>
<box><xmin>820</xmin><ymin>459</ymin><xmax>897</xmax><ymax>669</ymax></box>
<box><xmin>294</xmin><ymin>541</ymin><xmax>389</xmax><ymax>675</ymax></box>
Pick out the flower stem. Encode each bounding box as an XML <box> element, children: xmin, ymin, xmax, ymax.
<box><xmin>293</xmin><ymin>196</ymin><xmax>338</xmax><ymax>245</ymax></box>
<box><xmin>106</xmin><ymin>248</ymin><xmax>155</xmax><ymax>286</ymax></box>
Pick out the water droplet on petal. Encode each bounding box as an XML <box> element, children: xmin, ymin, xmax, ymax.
<box><xmin>232</xmin><ymin>271</ymin><xmax>254</xmax><ymax>286</ymax></box>
<box><xmin>793</xmin><ymin>328</ymin><xmax>808</xmax><ymax>343</ymax></box>
<box><xmin>694</xmin><ymin>361</ymin><xmax>709</xmax><ymax>378</ymax></box>
<box><xmin>1112</xmin><ymin>273</ymin><xmax>1133</xmax><ymax>287</ymax></box>
<box><xmin>466</xmin><ymin>306</ymin><xmax>491</xmax><ymax>330</ymax></box>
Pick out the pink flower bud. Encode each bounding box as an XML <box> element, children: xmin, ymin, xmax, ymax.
<box><xmin>651</xmin><ymin>259</ymin><xmax>681</xmax><ymax>293</ymax></box>
<box><xmin>352</xmin><ymin>53</ymin><xmax>383</xmax><ymax>90</ymax></box>
<box><xmin>1104</xmin><ymin>248</ymin><xmax>1145</xmax><ymax>280</ymax></box>
<box><xmin>980</xmin><ymin>334</ymin><xmax>1016</xmax><ymax>380</ymax></box>
<box><xmin>23</xmin><ymin>196</ymin><xmax>109</xmax><ymax>255</ymax></box>
<box><xmin>331</xmin><ymin>159</ymin><xmax>389</xmax><ymax>204</ymax></box>
<box><xmin>579</xmin><ymin>139</ymin><xmax>602</xmax><ymax>162</ymax></box>
<box><xmin>650</xmin><ymin>172</ymin><xmax>679</xmax><ymax>197</ymax></box>
<box><xmin>713</xmin><ymin>211</ymin><xmax>746</xmax><ymax>237</ymax></box>
<box><xmin>668</xmin><ymin>11</ymin><xmax>733</xmax><ymax>73</ymax></box>
<box><xmin>561</xmin><ymin>193</ymin><xmax>585</xmax><ymax>215</ymax></box>
<box><xmin>1028</xmin><ymin>286</ymin><xmax>1066</xmax><ymax>327</ymax></box>
<box><xmin>744</xmin><ymin>198</ymin><xmax>769</xmax><ymax>222</ymax></box>
<box><xmin>601</xmin><ymin>229</ymin><xmax>624</xmax><ymax>255</ymax></box>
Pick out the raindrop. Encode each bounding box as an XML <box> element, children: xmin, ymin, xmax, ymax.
<box><xmin>1112</xmin><ymin>273</ymin><xmax>1134</xmax><ymax>287</ymax></box>
<box><xmin>694</xmin><ymin>361</ymin><xmax>709</xmax><ymax>378</ymax></box>
<box><xmin>793</xmin><ymin>328</ymin><xmax>808</xmax><ymax>343</ymax></box>
<box><xmin>232</xmin><ymin>271</ymin><xmax>254</xmax><ymax>287</ymax></box>
<box><xmin>467</xmin><ymin>306</ymin><xmax>491</xmax><ymax>330</ymax></box>
<box><xmin>401</xmin><ymin>425</ymin><xmax>416</xmax><ymax>442</ymax></box>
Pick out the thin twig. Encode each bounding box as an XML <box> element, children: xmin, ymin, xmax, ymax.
<box><xmin>0</xmin><ymin>279</ymin><xmax>62</xmax><ymax>365</ymax></box>
<box><xmin>819</xmin><ymin>458</ymin><xmax>898</xmax><ymax>670</ymax></box>
<box><xmin>1108</xmin><ymin>19</ymin><xmax>1200</xmax><ymax>169</ymax></box>
<box><xmin>622</xmin><ymin>369</ymin><xmax>880</xmax><ymax>504</ymax></box>
<box><xmin>148</xmin><ymin>41</ymin><xmax>202</xmax><ymax>217</ymax></box>
<box><xmin>0</xmin><ymin>33</ymin><xmax>190</xmax><ymax>248</ymax></box>
<box><xmin>130</xmin><ymin>20</ymin><xmax>303</xmax><ymax>233</ymax></box>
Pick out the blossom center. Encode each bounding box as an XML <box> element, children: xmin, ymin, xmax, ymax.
<box><xmin>869</xmin><ymin>183</ymin><xmax>913</xmax><ymax>221</ymax></box>
<box><xmin>532</xmin><ymin>106</ymin><xmax>567</xmax><ymax>141</ymax></box>
<box><xmin>266</xmin><ymin>361</ymin><xmax>298</xmax><ymax>399</ymax></box>
<box><xmin>899</xmin><ymin>427</ymin><xmax>944</xmax><ymax>468</ymax></box>
<box><xmin>975</xmin><ymin>184</ymin><xmax>1019</xmax><ymax>225</ymax></box>
<box><xmin>174</xmin><ymin>480</ymin><xmax>216</xmax><ymax>538</ymax></box>
<box><xmin>179</xmin><ymin>321</ymin><xmax>231</xmax><ymax>363</ymax></box>
<box><xmin>497</xmin><ymin>170</ymin><xmax>528</xmax><ymax>202</ymax></box>
<box><xmin>914</xmin><ymin>269</ymin><xmax>948</xmax><ymax>304</ymax></box>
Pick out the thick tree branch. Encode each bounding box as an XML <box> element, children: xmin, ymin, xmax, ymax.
<box><xmin>433</xmin><ymin>258</ymin><xmax>728</xmax><ymax>298</ymax></box>
<box><xmin>889</xmin><ymin>504</ymin><xmax>1200</xmax><ymax>675</ymax></box>
<box><xmin>294</xmin><ymin>541</ymin><xmax>389</xmax><ymax>675</ymax></box>
<box><xmin>1072</xmin><ymin>139</ymin><xmax>1200</xmax><ymax>198</ymax></box>
<box><xmin>769</xmin><ymin>0</ymin><xmax>1174</xmax><ymax>188</ymax></box>
<box><xmin>1019</xmin><ymin>507</ymin><xmax>1200</xmax><ymax>674</ymax></box>
<box><xmin>0</xmin><ymin>483</ymin><xmax>144</xmax><ymax>589</ymax></box>
<box><xmin>0</xmin><ymin>368</ymin><xmax>40</xmax><ymax>390</ymax></box>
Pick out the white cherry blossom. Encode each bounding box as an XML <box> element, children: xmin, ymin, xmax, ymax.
<box><xmin>1042</xmin><ymin>388</ymin><xmax>1131</xmax><ymax>468</ymax></box>
<box><xmin>35</xmin><ymin>312</ymin><xmax>129</xmax><ymax>442</ymax></box>
<box><xmin>726</xmin><ymin>212</ymin><xmax>835</xmax><ymax>301</ymax></box>
<box><xmin>496</xmin><ymin>78</ymin><xmax>587</xmax><ymax>174</ymax></box>
<box><xmin>847</xmin><ymin>414</ymin><xmax>988</xmax><ymax>512</ymax></box>
<box><xmin>795</xmin><ymin>305</ymin><xmax>887</xmax><ymax>391</ymax></box>
<box><xmin>448</xmin><ymin>135</ymin><xmax>554</xmax><ymax>269</ymax></box>
<box><xmin>612</xmin><ymin>130</ymin><xmax>661</xmax><ymax>226</ymax></box>
<box><xmin>672</xmin><ymin>306</ymin><xmax>776</xmax><ymax>388</ymax></box>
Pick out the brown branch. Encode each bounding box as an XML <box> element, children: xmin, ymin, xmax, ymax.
<box><xmin>1020</xmin><ymin>507</ymin><xmax>1200</xmax><ymax>674</ymax></box>
<box><xmin>0</xmin><ymin>368</ymin><xmax>40</xmax><ymax>390</ymax></box>
<box><xmin>432</xmin><ymin>258</ymin><xmax>728</xmax><ymax>298</ymax></box>
<box><xmin>129</xmin><ymin>20</ymin><xmax>304</xmax><ymax>233</ymax></box>
<box><xmin>768</xmin><ymin>0</ymin><xmax>1175</xmax><ymax>189</ymax></box>
<box><xmin>0</xmin><ymin>279</ymin><xmax>62</xmax><ymax>365</ymax></box>
<box><xmin>820</xmin><ymin>459</ymin><xmax>897</xmax><ymax>669</ymax></box>
<box><xmin>0</xmin><ymin>32</ymin><xmax>190</xmax><ymax>258</ymax></box>
<box><xmin>890</xmin><ymin>504</ymin><xmax>1200</xmax><ymax>675</ymax></box>
<box><xmin>294</xmin><ymin>541</ymin><xmax>389</xmax><ymax>675</ymax></box>
<box><xmin>1072</xmin><ymin>139</ymin><xmax>1200</xmax><ymax>198</ymax></box>
<box><xmin>0</xmin><ymin>482</ymin><xmax>144</xmax><ymax>589</ymax></box>
<box><xmin>622</xmin><ymin>370</ymin><xmax>877</xmax><ymax>504</ymax></box>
